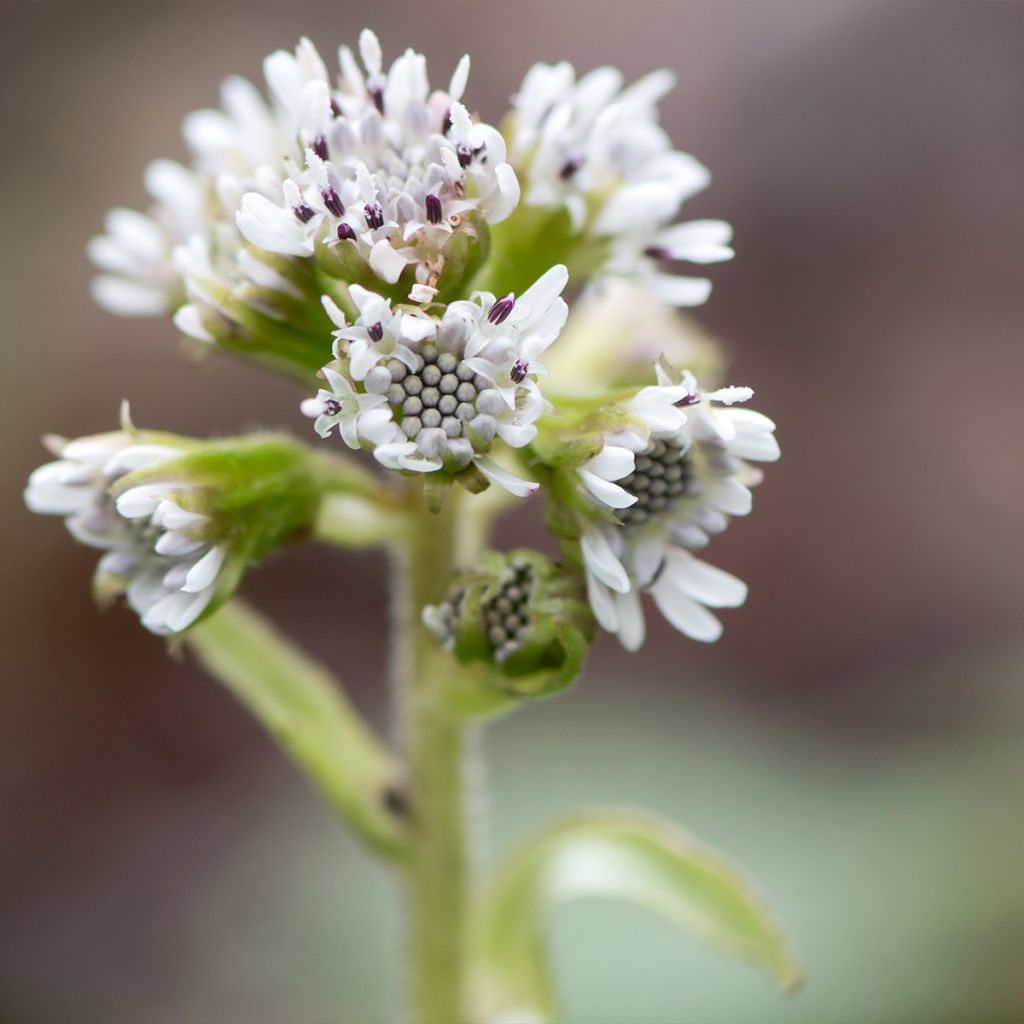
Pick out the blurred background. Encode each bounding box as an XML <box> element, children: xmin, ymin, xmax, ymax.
<box><xmin>2</xmin><ymin>2</ymin><xmax>1023</xmax><ymax>1021</ymax></box>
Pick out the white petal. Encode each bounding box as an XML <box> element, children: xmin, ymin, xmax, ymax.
<box><xmin>580</xmin><ymin>528</ymin><xmax>630</xmax><ymax>594</ymax></box>
<box><xmin>369</xmin><ymin>240</ymin><xmax>408</xmax><ymax>284</ymax></box>
<box><xmin>705</xmin><ymin>478</ymin><xmax>753</xmax><ymax>516</ymax></box>
<box><xmin>663</xmin><ymin>550</ymin><xmax>747</xmax><ymax>608</ymax></box>
<box><xmin>586</xmin><ymin>444</ymin><xmax>635</xmax><ymax>482</ymax></box>
<box><xmin>115</xmin><ymin>483</ymin><xmax>168</xmax><ymax>519</ymax></box>
<box><xmin>173</xmin><ymin>304</ymin><xmax>214</xmax><ymax>342</ymax></box>
<box><xmin>182</xmin><ymin>545</ymin><xmax>226</xmax><ymax>594</ymax></box>
<box><xmin>90</xmin><ymin>276</ymin><xmax>168</xmax><ymax>316</ymax></box>
<box><xmin>644</xmin><ymin>272</ymin><xmax>713</xmax><ymax>308</ymax></box>
<box><xmin>615</xmin><ymin>588</ymin><xmax>646</xmax><ymax>651</ymax></box>
<box><xmin>656</xmin><ymin>219</ymin><xmax>735</xmax><ymax>264</ymax></box>
<box><xmin>585</xmin><ymin>570</ymin><xmax>619</xmax><ymax>633</ymax></box>
<box><xmin>651</xmin><ymin>577</ymin><xmax>723</xmax><ymax>643</ymax></box>
<box><xmin>475</xmin><ymin>457</ymin><xmax>539</xmax><ymax>497</ymax></box>
<box><xmin>579</xmin><ymin>469</ymin><xmax>637</xmax><ymax>510</ymax></box>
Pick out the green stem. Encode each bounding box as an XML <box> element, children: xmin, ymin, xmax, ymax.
<box><xmin>186</xmin><ymin>600</ymin><xmax>407</xmax><ymax>859</ymax></box>
<box><xmin>393</xmin><ymin>483</ymin><xmax>477</xmax><ymax>1023</ymax></box>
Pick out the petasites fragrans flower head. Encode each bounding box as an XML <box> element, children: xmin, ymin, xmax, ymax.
<box><xmin>535</xmin><ymin>364</ymin><xmax>779</xmax><ymax>650</ymax></box>
<box><xmin>302</xmin><ymin>264</ymin><xmax>569</xmax><ymax>496</ymax></box>
<box><xmin>505</xmin><ymin>61</ymin><xmax>733</xmax><ymax>307</ymax></box>
<box><xmin>422</xmin><ymin>549</ymin><xmax>594</xmax><ymax>699</ymax></box>
<box><xmin>24</xmin><ymin>411</ymin><xmax>322</xmax><ymax>635</ymax></box>
<box><xmin>89</xmin><ymin>43</ymin><xmax>342</xmax><ymax>377</ymax></box>
<box><xmin>236</xmin><ymin>30</ymin><xmax>519</xmax><ymax>303</ymax></box>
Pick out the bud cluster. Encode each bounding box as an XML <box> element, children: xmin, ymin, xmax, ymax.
<box><xmin>423</xmin><ymin>550</ymin><xmax>593</xmax><ymax>698</ymax></box>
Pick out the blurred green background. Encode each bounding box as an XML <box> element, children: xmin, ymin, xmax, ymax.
<box><xmin>2</xmin><ymin>2</ymin><xmax>1023</xmax><ymax>1021</ymax></box>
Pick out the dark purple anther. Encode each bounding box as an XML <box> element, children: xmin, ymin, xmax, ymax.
<box><xmin>293</xmin><ymin>203</ymin><xmax>316</xmax><ymax>224</ymax></box>
<box><xmin>442</xmin><ymin>106</ymin><xmax>454</xmax><ymax>134</ymax></box>
<box><xmin>323</xmin><ymin>398</ymin><xmax>342</xmax><ymax>416</ymax></box>
<box><xmin>510</xmin><ymin>358</ymin><xmax>529</xmax><ymax>384</ymax></box>
<box><xmin>425</xmin><ymin>194</ymin><xmax>443</xmax><ymax>225</ymax></box>
<box><xmin>559</xmin><ymin>157</ymin><xmax>582</xmax><ymax>180</ymax></box>
<box><xmin>644</xmin><ymin>246</ymin><xmax>672</xmax><ymax>261</ymax></box>
<box><xmin>364</xmin><ymin>202</ymin><xmax>384</xmax><ymax>230</ymax></box>
<box><xmin>371</xmin><ymin>86</ymin><xmax>384</xmax><ymax>114</ymax></box>
<box><xmin>673</xmin><ymin>392</ymin><xmax>701</xmax><ymax>407</ymax></box>
<box><xmin>456</xmin><ymin>143</ymin><xmax>472</xmax><ymax>168</ymax></box>
<box><xmin>322</xmin><ymin>186</ymin><xmax>344</xmax><ymax>217</ymax></box>
<box><xmin>367</xmin><ymin>321</ymin><xmax>384</xmax><ymax>343</ymax></box>
<box><xmin>337</xmin><ymin>222</ymin><xmax>356</xmax><ymax>241</ymax></box>
<box><xmin>330</xmin><ymin>97</ymin><xmax>343</xmax><ymax>118</ymax></box>
<box><xmin>487</xmin><ymin>293</ymin><xmax>515</xmax><ymax>325</ymax></box>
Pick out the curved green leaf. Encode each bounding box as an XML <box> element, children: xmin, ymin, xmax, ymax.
<box><xmin>468</xmin><ymin>807</ymin><xmax>800</xmax><ymax>1022</ymax></box>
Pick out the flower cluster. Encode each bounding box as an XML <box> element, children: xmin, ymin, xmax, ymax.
<box><xmin>25</xmin><ymin>413</ymin><xmax>322</xmax><ymax>634</ymax></box>
<box><xmin>35</xmin><ymin>27</ymin><xmax>778</xmax><ymax>654</ymax></box>
<box><xmin>237</xmin><ymin>31</ymin><xmax>518</xmax><ymax>299</ymax></box>
<box><xmin>539</xmin><ymin>365</ymin><xmax>778</xmax><ymax>649</ymax></box>
<box><xmin>302</xmin><ymin>265</ymin><xmax>567</xmax><ymax>494</ymax></box>
<box><xmin>508</xmin><ymin>62</ymin><xmax>734</xmax><ymax>306</ymax></box>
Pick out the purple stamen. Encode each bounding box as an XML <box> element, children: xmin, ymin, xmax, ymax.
<box><xmin>425</xmin><ymin>194</ymin><xmax>443</xmax><ymax>225</ymax></box>
<box><xmin>442</xmin><ymin>106</ymin><xmax>454</xmax><ymax>134</ymax></box>
<box><xmin>312</xmin><ymin>134</ymin><xmax>329</xmax><ymax>161</ymax></box>
<box><xmin>487</xmin><ymin>294</ymin><xmax>515</xmax><ymax>325</ymax></box>
<box><xmin>293</xmin><ymin>203</ymin><xmax>316</xmax><ymax>224</ymax></box>
<box><xmin>673</xmin><ymin>392</ymin><xmax>701</xmax><ymax>407</ymax></box>
<box><xmin>367</xmin><ymin>321</ymin><xmax>384</xmax><ymax>343</ymax></box>
<box><xmin>322</xmin><ymin>186</ymin><xmax>344</xmax><ymax>217</ymax></box>
<box><xmin>456</xmin><ymin>143</ymin><xmax>472</xmax><ymax>168</ymax></box>
<box><xmin>644</xmin><ymin>246</ymin><xmax>672</xmax><ymax>261</ymax></box>
<box><xmin>330</xmin><ymin>97</ymin><xmax>342</xmax><ymax>118</ymax></box>
<box><xmin>364</xmin><ymin>202</ymin><xmax>384</xmax><ymax>230</ymax></box>
<box><xmin>559</xmin><ymin>157</ymin><xmax>582</xmax><ymax>180</ymax></box>
<box><xmin>371</xmin><ymin>86</ymin><xmax>384</xmax><ymax>114</ymax></box>
<box><xmin>337</xmin><ymin>222</ymin><xmax>356</xmax><ymax>241</ymax></box>
<box><xmin>510</xmin><ymin>358</ymin><xmax>529</xmax><ymax>384</ymax></box>
<box><xmin>323</xmin><ymin>398</ymin><xmax>342</xmax><ymax>416</ymax></box>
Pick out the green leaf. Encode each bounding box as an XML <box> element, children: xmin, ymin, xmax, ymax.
<box><xmin>468</xmin><ymin>807</ymin><xmax>801</xmax><ymax>1022</ymax></box>
<box><xmin>184</xmin><ymin>600</ymin><xmax>407</xmax><ymax>859</ymax></box>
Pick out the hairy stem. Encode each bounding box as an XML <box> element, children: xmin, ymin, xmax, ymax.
<box><xmin>393</xmin><ymin>484</ymin><xmax>479</xmax><ymax>1023</ymax></box>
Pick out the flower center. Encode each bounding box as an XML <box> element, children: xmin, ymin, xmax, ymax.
<box><xmin>384</xmin><ymin>347</ymin><xmax>498</xmax><ymax>444</ymax></box>
<box><xmin>616</xmin><ymin>438</ymin><xmax>694</xmax><ymax>527</ymax></box>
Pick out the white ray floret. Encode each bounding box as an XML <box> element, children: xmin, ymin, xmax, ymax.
<box><xmin>24</xmin><ymin>431</ymin><xmax>228</xmax><ymax>636</ymax></box>
<box><xmin>576</xmin><ymin>367</ymin><xmax>779</xmax><ymax>649</ymax></box>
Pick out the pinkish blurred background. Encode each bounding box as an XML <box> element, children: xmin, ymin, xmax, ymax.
<box><xmin>2</xmin><ymin>2</ymin><xmax>1023</xmax><ymax>1021</ymax></box>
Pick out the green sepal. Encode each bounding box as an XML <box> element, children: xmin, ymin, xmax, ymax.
<box><xmin>424</xmin><ymin>473</ymin><xmax>454</xmax><ymax>514</ymax></box>
<box><xmin>433</xmin><ymin>216</ymin><xmax>491</xmax><ymax>303</ymax></box>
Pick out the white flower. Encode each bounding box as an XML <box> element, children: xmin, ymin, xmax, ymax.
<box><xmin>576</xmin><ymin>367</ymin><xmax>779</xmax><ymax>649</ymax></box>
<box><xmin>301</xmin><ymin>265</ymin><xmax>569</xmax><ymax>495</ymax></box>
<box><xmin>89</xmin><ymin>58</ymin><xmax>307</xmax><ymax>330</ymax></box>
<box><xmin>25</xmin><ymin>431</ymin><xmax>228</xmax><ymax>636</ymax></box>
<box><xmin>509</xmin><ymin>62</ymin><xmax>733</xmax><ymax>306</ymax></box>
<box><xmin>236</xmin><ymin>30</ymin><xmax>520</xmax><ymax>298</ymax></box>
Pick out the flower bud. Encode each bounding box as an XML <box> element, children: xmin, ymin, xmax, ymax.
<box><xmin>25</xmin><ymin>409</ymin><xmax>325</xmax><ymax>636</ymax></box>
<box><xmin>422</xmin><ymin>549</ymin><xmax>594</xmax><ymax>699</ymax></box>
